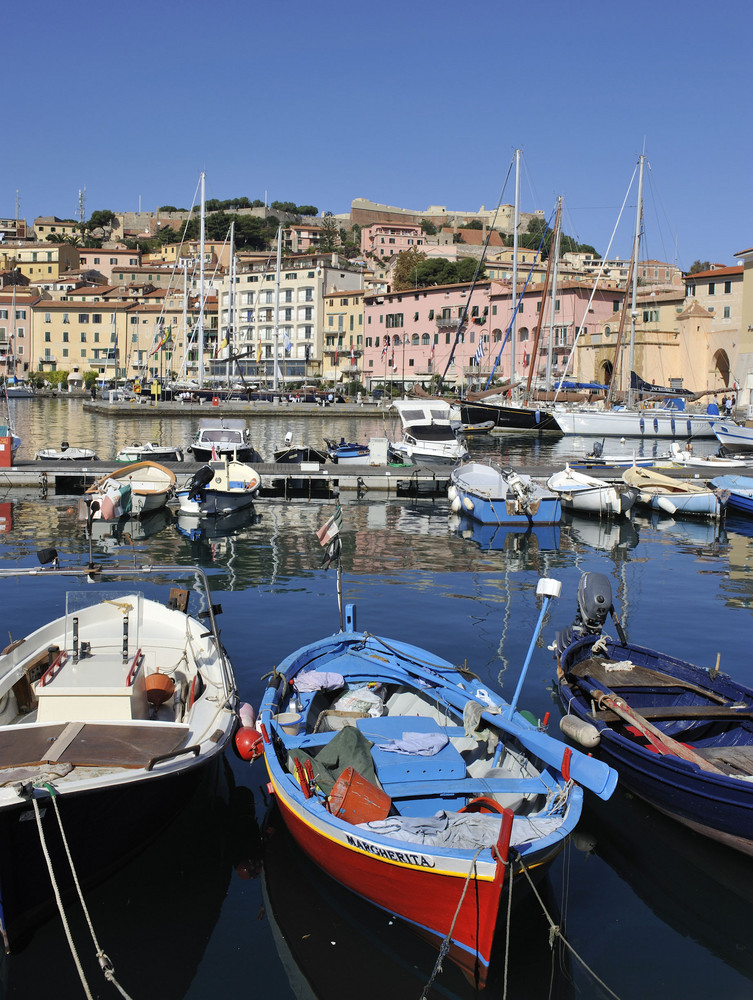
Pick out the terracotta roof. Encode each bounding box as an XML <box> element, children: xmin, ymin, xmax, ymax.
<box><xmin>684</xmin><ymin>265</ymin><xmax>742</xmax><ymax>280</ymax></box>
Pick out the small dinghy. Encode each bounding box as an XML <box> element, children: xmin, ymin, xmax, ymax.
<box><xmin>555</xmin><ymin>571</ymin><xmax>753</xmax><ymax>857</ymax></box>
<box><xmin>176</xmin><ymin>458</ymin><xmax>260</xmax><ymax>516</ymax></box>
<box><xmin>546</xmin><ymin>463</ymin><xmax>638</xmax><ymax>518</ymax></box>
<box><xmin>623</xmin><ymin>465</ymin><xmax>723</xmax><ymax>518</ymax></box>
<box><xmin>449</xmin><ymin>462</ymin><xmax>561</xmax><ymax>525</ymax></box>
<box><xmin>82</xmin><ymin>461</ymin><xmax>176</xmax><ymax>519</ymax></box>
<box><xmin>35</xmin><ymin>442</ymin><xmax>97</xmax><ymax>462</ymax></box>
<box><xmin>324</xmin><ymin>438</ymin><xmax>370</xmax><ymax>464</ymax></box>
<box><xmin>115</xmin><ymin>441</ymin><xmax>184</xmax><ymax>463</ymax></box>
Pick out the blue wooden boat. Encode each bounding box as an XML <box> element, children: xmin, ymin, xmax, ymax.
<box><xmin>555</xmin><ymin>571</ymin><xmax>753</xmax><ymax>857</ymax></box>
<box><xmin>448</xmin><ymin>462</ymin><xmax>561</xmax><ymax>526</ymax></box>
<box><xmin>324</xmin><ymin>437</ymin><xmax>370</xmax><ymax>464</ymax></box>
<box><xmin>711</xmin><ymin>474</ymin><xmax>753</xmax><ymax>515</ymax></box>
<box><xmin>254</xmin><ymin>584</ymin><xmax>615</xmax><ymax>986</ymax></box>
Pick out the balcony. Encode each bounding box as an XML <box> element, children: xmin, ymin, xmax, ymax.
<box><xmin>435</xmin><ymin>316</ymin><xmax>461</xmax><ymax>330</ymax></box>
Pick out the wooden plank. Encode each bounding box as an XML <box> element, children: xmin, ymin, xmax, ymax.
<box><xmin>46</xmin><ymin>721</ymin><xmax>86</xmax><ymax>761</ymax></box>
<box><xmin>693</xmin><ymin>746</ymin><xmax>753</xmax><ymax>776</ymax></box>
<box><xmin>572</xmin><ymin>656</ymin><xmax>728</xmax><ymax>704</ymax></box>
<box><xmin>591</xmin><ymin>704</ymin><xmax>753</xmax><ymax>723</ymax></box>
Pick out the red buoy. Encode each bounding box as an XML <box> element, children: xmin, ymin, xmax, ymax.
<box><xmin>234</xmin><ymin>727</ymin><xmax>264</xmax><ymax>761</ymax></box>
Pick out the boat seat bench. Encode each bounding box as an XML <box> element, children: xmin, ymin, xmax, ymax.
<box><xmin>590</xmin><ymin>704</ymin><xmax>753</xmax><ymax>723</ymax></box>
<box><xmin>382</xmin><ymin>777</ymin><xmax>547</xmax><ymax>799</ymax></box>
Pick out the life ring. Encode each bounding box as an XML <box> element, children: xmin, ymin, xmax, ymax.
<box><xmin>459</xmin><ymin>796</ymin><xmax>507</xmax><ymax>814</ymax></box>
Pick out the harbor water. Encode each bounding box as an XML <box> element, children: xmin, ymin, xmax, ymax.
<box><xmin>0</xmin><ymin>398</ymin><xmax>752</xmax><ymax>999</ymax></box>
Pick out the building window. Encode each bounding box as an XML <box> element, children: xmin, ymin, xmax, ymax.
<box><xmin>45</xmin><ymin>332</ymin><xmax>51</xmax><ymax>342</ymax></box>
<box><xmin>708</xmin><ymin>283</ymin><xmax>715</xmax><ymax>295</ymax></box>
<box><xmin>63</xmin><ymin>331</ymin><xmax>69</xmax><ymax>343</ymax></box>
<box><xmin>724</xmin><ymin>306</ymin><xmax>731</xmax><ymax>319</ymax></box>
<box><xmin>80</xmin><ymin>332</ymin><xmax>87</xmax><ymax>342</ymax></box>
<box><xmin>724</xmin><ymin>281</ymin><xmax>731</xmax><ymax>294</ymax></box>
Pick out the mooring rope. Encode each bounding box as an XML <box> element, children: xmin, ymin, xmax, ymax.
<box><xmin>35</xmin><ymin>782</ymin><xmax>135</xmax><ymax>999</ymax></box>
<box><xmin>515</xmin><ymin>849</ymin><xmax>623</xmax><ymax>1000</ymax></box>
<box><xmin>419</xmin><ymin>846</ymin><xmax>487</xmax><ymax>1000</ymax></box>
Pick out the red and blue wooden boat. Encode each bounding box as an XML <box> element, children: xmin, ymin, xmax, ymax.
<box><xmin>257</xmin><ymin>597</ymin><xmax>616</xmax><ymax>986</ymax></box>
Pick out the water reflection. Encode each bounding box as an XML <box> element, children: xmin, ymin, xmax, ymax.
<box><xmin>449</xmin><ymin>512</ymin><xmax>561</xmax><ymax>552</ymax></box>
<box><xmin>262</xmin><ymin>807</ymin><xmax>574</xmax><ymax>1000</ymax></box>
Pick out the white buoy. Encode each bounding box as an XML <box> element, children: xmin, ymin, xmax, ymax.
<box><xmin>447</xmin><ymin>484</ymin><xmax>458</xmax><ymax>502</ymax></box>
<box><xmin>560</xmin><ymin>714</ymin><xmax>600</xmax><ymax>748</ymax></box>
<box><xmin>657</xmin><ymin>496</ymin><xmax>677</xmax><ymax>515</ymax></box>
<box><xmin>462</xmin><ymin>496</ymin><xmax>474</xmax><ymax>513</ymax></box>
<box><xmin>451</xmin><ymin>496</ymin><xmax>462</xmax><ymax>513</ymax></box>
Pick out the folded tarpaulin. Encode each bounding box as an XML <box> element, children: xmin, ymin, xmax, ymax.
<box><xmin>359</xmin><ymin>811</ymin><xmax>564</xmax><ymax>849</ymax></box>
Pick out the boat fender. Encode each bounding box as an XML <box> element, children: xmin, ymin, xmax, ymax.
<box><xmin>462</xmin><ymin>496</ymin><xmax>474</xmax><ymax>513</ymax></box>
<box><xmin>447</xmin><ymin>484</ymin><xmax>458</xmax><ymax>502</ymax></box>
<box><xmin>559</xmin><ymin>714</ymin><xmax>600</xmax><ymax>749</ymax></box>
<box><xmin>657</xmin><ymin>496</ymin><xmax>677</xmax><ymax>515</ymax></box>
<box><xmin>234</xmin><ymin>727</ymin><xmax>264</xmax><ymax>761</ymax></box>
<box><xmin>459</xmin><ymin>796</ymin><xmax>507</xmax><ymax>814</ymax></box>
<box><xmin>239</xmin><ymin>702</ymin><xmax>256</xmax><ymax>728</ymax></box>
<box><xmin>450</xmin><ymin>496</ymin><xmax>462</xmax><ymax>513</ymax></box>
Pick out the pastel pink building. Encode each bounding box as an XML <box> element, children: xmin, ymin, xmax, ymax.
<box><xmin>361</xmin><ymin>278</ymin><xmax>624</xmax><ymax>390</ymax></box>
<box><xmin>360</xmin><ymin>223</ymin><xmax>425</xmax><ymax>258</ymax></box>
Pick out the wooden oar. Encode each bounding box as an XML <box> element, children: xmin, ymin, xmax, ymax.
<box><xmin>589</xmin><ymin>689</ymin><xmax>725</xmax><ymax>775</ymax></box>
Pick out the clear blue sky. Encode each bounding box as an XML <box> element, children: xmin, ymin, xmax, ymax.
<box><xmin>5</xmin><ymin>0</ymin><xmax>751</xmax><ymax>269</ymax></box>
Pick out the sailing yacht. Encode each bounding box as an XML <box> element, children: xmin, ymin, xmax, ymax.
<box><xmin>554</xmin><ymin>155</ymin><xmax>715</xmax><ymax>440</ymax></box>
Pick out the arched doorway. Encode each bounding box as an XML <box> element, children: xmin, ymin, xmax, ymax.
<box><xmin>713</xmin><ymin>349</ymin><xmax>730</xmax><ymax>386</ymax></box>
<box><xmin>601</xmin><ymin>360</ymin><xmax>614</xmax><ymax>386</ymax></box>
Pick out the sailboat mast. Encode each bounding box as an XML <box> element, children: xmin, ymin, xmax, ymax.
<box><xmin>510</xmin><ymin>148</ymin><xmax>521</xmax><ymax>384</ymax></box>
<box><xmin>227</xmin><ymin>220</ymin><xmax>236</xmax><ymax>388</ymax></box>
<box><xmin>198</xmin><ymin>171</ymin><xmax>206</xmax><ymax>388</ymax></box>
<box><xmin>545</xmin><ymin>197</ymin><xmax>562</xmax><ymax>391</ymax></box>
<box><xmin>272</xmin><ymin>225</ymin><xmax>282</xmax><ymax>391</ymax></box>
<box><xmin>627</xmin><ymin>154</ymin><xmax>644</xmax><ymax>410</ymax></box>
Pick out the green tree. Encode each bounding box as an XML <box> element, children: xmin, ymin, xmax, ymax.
<box><xmin>318</xmin><ymin>212</ymin><xmax>340</xmax><ymax>252</ymax></box>
<box><xmin>420</xmin><ymin>219</ymin><xmax>438</xmax><ymax>235</ymax></box>
<box><xmin>392</xmin><ymin>248</ymin><xmax>428</xmax><ymax>290</ymax></box>
<box><xmin>459</xmin><ymin>219</ymin><xmax>483</xmax><ymax>230</ymax></box>
<box><xmin>296</xmin><ymin>205</ymin><xmax>318</xmax><ymax>216</ymax></box>
<box><xmin>688</xmin><ymin>260</ymin><xmax>712</xmax><ymax>274</ymax></box>
<box><xmin>85</xmin><ymin>209</ymin><xmax>117</xmax><ymax>232</ymax></box>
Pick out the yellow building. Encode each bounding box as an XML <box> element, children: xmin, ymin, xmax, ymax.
<box><xmin>322</xmin><ymin>289</ymin><xmax>364</xmax><ymax>382</ymax></box>
<box><xmin>4</xmin><ymin>243</ymin><xmax>80</xmax><ymax>282</ymax></box>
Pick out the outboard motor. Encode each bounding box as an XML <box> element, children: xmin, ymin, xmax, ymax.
<box><xmin>554</xmin><ymin>571</ymin><xmax>625</xmax><ymax>655</ymax></box>
<box><xmin>187</xmin><ymin>465</ymin><xmax>214</xmax><ymax>502</ymax></box>
<box><xmin>590</xmin><ymin>440</ymin><xmax>603</xmax><ymax>458</ymax></box>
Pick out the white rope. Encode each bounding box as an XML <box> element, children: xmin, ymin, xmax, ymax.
<box><xmin>32</xmin><ymin>795</ymin><xmax>94</xmax><ymax>1000</ymax></box>
<box><xmin>516</xmin><ymin>849</ymin><xmax>623</xmax><ymax>1000</ymax></box>
<box><xmin>37</xmin><ymin>784</ymin><xmax>135</xmax><ymax>999</ymax></box>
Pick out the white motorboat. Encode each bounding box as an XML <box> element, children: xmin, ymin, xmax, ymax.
<box><xmin>546</xmin><ymin>464</ymin><xmax>638</xmax><ymax>517</ymax></box>
<box><xmin>187</xmin><ymin>419</ymin><xmax>261</xmax><ymax>464</ymax></box>
<box><xmin>0</xmin><ymin>555</ymin><xmax>238</xmax><ymax>951</ymax></box>
<box><xmin>115</xmin><ymin>441</ymin><xmax>184</xmax><ymax>463</ymax></box>
<box><xmin>711</xmin><ymin>421</ymin><xmax>753</xmax><ymax>453</ymax></box>
<box><xmin>35</xmin><ymin>442</ymin><xmax>98</xmax><ymax>462</ymax></box>
<box><xmin>390</xmin><ymin>399</ymin><xmax>469</xmax><ymax>466</ymax></box>
<box><xmin>176</xmin><ymin>458</ymin><xmax>260</xmax><ymax>516</ymax></box>
<box><xmin>82</xmin><ymin>461</ymin><xmax>176</xmax><ymax>519</ymax></box>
